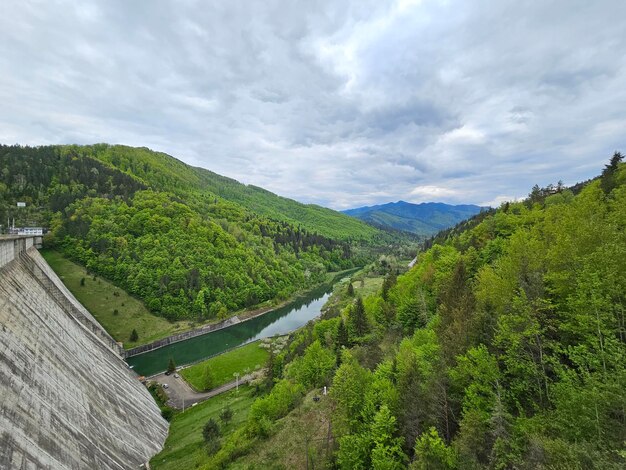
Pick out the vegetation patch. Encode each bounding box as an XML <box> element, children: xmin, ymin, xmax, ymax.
<box><xmin>150</xmin><ymin>386</ymin><xmax>256</xmax><ymax>470</ymax></box>
<box><xmin>181</xmin><ymin>341</ymin><xmax>271</xmax><ymax>391</ymax></box>
<box><xmin>41</xmin><ymin>249</ymin><xmax>189</xmax><ymax>347</ymax></box>
<box><xmin>229</xmin><ymin>391</ymin><xmax>335</xmax><ymax>470</ymax></box>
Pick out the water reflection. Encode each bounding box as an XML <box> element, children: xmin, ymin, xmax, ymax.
<box><xmin>126</xmin><ymin>282</ymin><xmax>334</xmax><ymax>376</ymax></box>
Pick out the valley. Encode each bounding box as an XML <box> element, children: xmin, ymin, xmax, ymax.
<box><xmin>1</xmin><ymin>147</ymin><xmax>624</xmax><ymax>470</ymax></box>
<box><xmin>3</xmin><ymin>4</ymin><xmax>625</xmax><ymax>469</ymax></box>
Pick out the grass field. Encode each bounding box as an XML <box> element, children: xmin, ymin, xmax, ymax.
<box><xmin>351</xmin><ymin>275</ymin><xmax>385</xmax><ymax>298</ymax></box>
<box><xmin>229</xmin><ymin>390</ymin><xmax>335</xmax><ymax>470</ymax></box>
<box><xmin>41</xmin><ymin>250</ymin><xmax>192</xmax><ymax>348</ymax></box>
<box><xmin>181</xmin><ymin>341</ymin><xmax>270</xmax><ymax>391</ymax></box>
<box><xmin>151</xmin><ymin>386</ymin><xmax>256</xmax><ymax>470</ymax></box>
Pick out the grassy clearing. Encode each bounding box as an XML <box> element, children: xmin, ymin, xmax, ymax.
<box><xmin>351</xmin><ymin>276</ymin><xmax>384</xmax><ymax>298</ymax></box>
<box><xmin>41</xmin><ymin>249</ymin><xmax>191</xmax><ymax>348</ymax></box>
<box><xmin>229</xmin><ymin>390</ymin><xmax>335</xmax><ymax>470</ymax></box>
<box><xmin>181</xmin><ymin>341</ymin><xmax>270</xmax><ymax>391</ymax></box>
<box><xmin>151</xmin><ymin>386</ymin><xmax>256</xmax><ymax>470</ymax></box>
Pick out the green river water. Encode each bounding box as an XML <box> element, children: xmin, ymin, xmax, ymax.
<box><xmin>126</xmin><ymin>275</ymin><xmax>349</xmax><ymax>376</ymax></box>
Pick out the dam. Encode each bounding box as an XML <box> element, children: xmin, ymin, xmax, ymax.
<box><xmin>0</xmin><ymin>236</ymin><xmax>168</xmax><ymax>469</ymax></box>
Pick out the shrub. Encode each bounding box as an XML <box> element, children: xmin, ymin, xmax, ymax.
<box><xmin>203</xmin><ymin>418</ymin><xmax>221</xmax><ymax>454</ymax></box>
<box><xmin>220</xmin><ymin>407</ymin><xmax>233</xmax><ymax>424</ymax></box>
<box><xmin>161</xmin><ymin>407</ymin><xmax>174</xmax><ymax>421</ymax></box>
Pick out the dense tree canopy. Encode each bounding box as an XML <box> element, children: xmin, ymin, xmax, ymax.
<box><xmin>205</xmin><ymin>156</ymin><xmax>626</xmax><ymax>469</ymax></box>
<box><xmin>0</xmin><ymin>144</ymin><xmax>413</xmax><ymax>320</ymax></box>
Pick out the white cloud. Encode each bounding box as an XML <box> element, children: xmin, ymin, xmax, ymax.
<box><xmin>0</xmin><ymin>0</ymin><xmax>625</xmax><ymax>209</ymax></box>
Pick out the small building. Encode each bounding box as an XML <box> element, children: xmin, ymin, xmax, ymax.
<box><xmin>17</xmin><ymin>227</ymin><xmax>44</xmax><ymax>236</ymax></box>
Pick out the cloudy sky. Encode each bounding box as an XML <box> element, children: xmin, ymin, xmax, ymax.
<box><xmin>1</xmin><ymin>1</ymin><xmax>625</xmax><ymax>209</ymax></box>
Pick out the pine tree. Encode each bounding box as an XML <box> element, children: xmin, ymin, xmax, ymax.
<box><xmin>129</xmin><ymin>328</ymin><xmax>138</xmax><ymax>342</ymax></box>
<box><xmin>382</xmin><ymin>273</ymin><xmax>396</xmax><ymax>301</ymax></box>
<box><xmin>600</xmin><ymin>151</ymin><xmax>623</xmax><ymax>194</ymax></box>
<box><xmin>350</xmin><ymin>297</ymin><xmax>369</xmax><ymax>338</ymax></box>
<box><xmin>167</xmin><ymin>357</ymin><xmax>176</xmax><ymax>374</ymax></box>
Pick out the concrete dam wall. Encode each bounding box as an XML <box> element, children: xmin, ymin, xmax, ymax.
<box><xmin>0</xmin><ymin>237</ymin><xmax>168</xmax><ymax>469</ymax></box>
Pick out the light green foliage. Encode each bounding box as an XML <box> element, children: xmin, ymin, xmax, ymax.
<box><xmin>247</xmin><ymin>379</ymin><xmax>305</xmax><ymax>437</ymax></box>
<box><xmin>395</xmin><ymin>329</ymin><xmax>443</xmax><ymax>449</ymax></box>
<box><xmin>286</xmin><ymin>340</ymin><xmax>336</xmax><ymax>388</ymax></box>
<box><xmin>328</xmin><ymin>159</ymin><xmax>626</xmax><ymax>469</ymax></box>
<box><xmin>331</xmin><ymin>351</ymin><xmax>373</xmax><ymax>433</ymax></box>
<box><xmin>337</xmin><ymin>402</ymin><xmax>406</xmax><ymax>469</ymax></box>
<box><xmin>313</xmin><ymin>317</ymin><xmax>341</xmax><ymax>348</ymax></box>
<box><xmin>181</xmin><ymin>341</ymin><xmax>269</xmax><ymax>391</ymax></box>
<box><xmin>2</xmin><ymin>144</ymin><xmax>386</xmax><ymax>323</ymax></box>
<box><xmin>411</xmin><ymin>427</ymin><xmax>456</xmax><ymax>470</ymax></box>
<box><xmin>369</xmin><ymin>405</ymin><xmax>406</xmax><ymax>469</ymax></box>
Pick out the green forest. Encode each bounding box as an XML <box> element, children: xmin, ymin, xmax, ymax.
<box><xmin>190</xmin><ymin>155</ymin><xmax>625</xmax><ymax>469</ymax></box>
<box><xmin>0</xmin><ymin>144</ymin><xmax>414</xmax><ymax>321</ymax></box>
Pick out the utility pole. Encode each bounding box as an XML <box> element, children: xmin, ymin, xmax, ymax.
<box><xmin>233</xmin><ymin>372</ymin><xmax>240</xmax><ymax>392</ymax></box>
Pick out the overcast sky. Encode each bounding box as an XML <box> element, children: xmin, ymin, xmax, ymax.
<box><xmin>1</xmin><ymin>1</ymin><xmax>625</xmax><ymax>209</ymax></box>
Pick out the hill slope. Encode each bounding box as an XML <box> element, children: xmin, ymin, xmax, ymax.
<box><xmin>0</xmin><ymin>144</ymin><xmax>400</xmax><ymax>324</ymax></box>
<box><xmin>78</xmin><ymin>144</ymin><xmax>381</xmax><ymax>242</ymax></box>
<box><xmin>197</xmin><ymin>154</ymin><xmax>626</xmax><ymax>469</ymax></box>
<box><xmin>342</xmin><ymin>200</ymin><xmax>485</xmax><ymax>236</ymax></box>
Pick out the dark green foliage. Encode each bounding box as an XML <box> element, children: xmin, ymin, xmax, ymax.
<box><xmin>80</xmin><ymin>277</ymin><xmax>85</xmax><ymax>286</ymax></box>
<box><xmin>336</xmin><ymin>319</ymin><xmax>349</xmax><ymax>353</ymax></box>
<box><xmin>347</xmin><ymin>282</ymin><xmax>354</xmax><ymax>296</ymax></box>
<box><xmin>203</xmin><ymin>418</ymin><xmax>221</xmax><ymax>454</ymax></box>
<box><xmin>167</xmin><ymin>358</ymin><xmax>176</xmax><ymax>374</ymax></box>
<box><xmin>129</xmin><ymin>328</ymin><xmax>138</xmax><ymax>342</ymax></box>
<box><xmin>161</xmin><ymin>407</ymin><xmax>174</xmax><ymax>421</ymax></box>
<box><xmin>600</xmin><ymin>151</ymin><xmax>623</xmax><ymax>194</ymax></box>
<box><xmin>348</xmin><ymin>297</ymin><xmax>369</xmax><ymax>339</ymax></box>
<box><xmin>219</xmin><ymin>407</ymin><xmax>233</xmax><ymax>425</ymax></box>
<box><xmin>1</xmin><ymin>144</ymin><xmax>391</xmax><ymax>321</ymax></box>
<box><xmin>381</xmin><ymin>272</ymin><xmax>396</xmax><ymax>301</ymax></box>
<box><xmin>147</xmin><ymin>382</ymin><xmax>174</xmax><ymax>421</ymax></box>
<box><xmin>203</xmin><ymin>418</ymin><xmax>221</xmax><ymax>443</ymax></box>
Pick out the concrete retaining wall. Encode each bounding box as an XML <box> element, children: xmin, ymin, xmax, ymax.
<box><xmin>125</xmin><ymin>315</ymin><xmax>241</xmax><ymax>357</ymax></box>
<box><xmin>0</xmin><ymin>235</ymin><xmax>42</xmax><ymax>269</ymax></box>
<box><xmin>0</xmin><ymin>238</ymin><xmax>168</xmax><ymax>469</ymax></box>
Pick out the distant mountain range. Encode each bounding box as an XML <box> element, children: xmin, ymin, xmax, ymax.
<box><xmin>342</xmin><ymin>201</ymin><xmax>487</xmax><ymax>237</ymax></box>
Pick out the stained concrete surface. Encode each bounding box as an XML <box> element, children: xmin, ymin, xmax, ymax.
<box><xmin>0</xmin><ymin>243</ymin><xmax>168</xmax><ymax>469</ymax></box>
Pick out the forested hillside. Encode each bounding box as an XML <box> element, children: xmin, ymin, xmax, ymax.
<box><xmin>0</xmin><ymin>143</ymin><xmax>380</xmax><ymax>241</ymax></box>
<box><xmin>0</xmin><ymin>144</ymin><xmax>407</xmax><ymax>321</ymax></box>
<box><xmin>343</xmin><ymin>201</ymin><xmax>485</xmax><ymax>236</ymax></box>
<box><xmin>202</xmin><ymin>154</ymin><xmax>625</xmax><ymax>469</ymax></box>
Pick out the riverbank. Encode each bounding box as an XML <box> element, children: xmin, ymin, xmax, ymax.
<box><xmin>126</xmin><ymin>268</ymin><xmax>360</xmax><ymax>376</ymax></box>
<box><xmin>125</xmin><ymin>267</ymin><xmax>360</xmax><ymax>358</ymax></box>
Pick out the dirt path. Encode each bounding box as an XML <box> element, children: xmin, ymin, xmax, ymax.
<box><xmin>150</xmin><ymin>371</ymin><xmax>261</xmax><ymax>409</ymax></box>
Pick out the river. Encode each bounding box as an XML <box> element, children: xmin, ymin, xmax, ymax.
<box><xmin>125</xmin><ymin>275</ymin><xmax>349</xmax><ymax>377</ymax></box>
